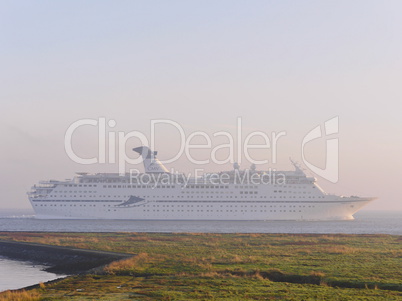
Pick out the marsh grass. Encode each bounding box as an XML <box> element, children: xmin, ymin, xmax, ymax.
<box><xmin>0</xmin><ymin>290</ymin><xmax>40</xmax><ymax>301</ymax></box>
<box><xmin>104</xmin><ymin>252</ymin><xmax>149</xmax><ymax>275</ymax></box>
<box><xmin>0</xmin><ymin>232</ymin><xmax>401</xmax><ymax>300</ymax></box>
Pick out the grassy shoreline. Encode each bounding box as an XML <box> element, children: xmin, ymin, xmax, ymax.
<box><xmin>0</xmin><ymin>232</ymin><xmax>401</xmax><ymax>300</ymax></box>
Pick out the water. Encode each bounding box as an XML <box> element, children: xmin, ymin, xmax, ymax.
<box><xmin>0</xmin><ymin>209</ymin><xmax>400</xmax><ymax>292</ymax></box>
<box><xmin>0</xmin><ymin>256</ymin><xmax>64</xmax><ymax>292</ymax></box>
<box><xmin>0</xmin><ymin>209</ymin><xmax>401</xmax><ymax>234</ymax></box>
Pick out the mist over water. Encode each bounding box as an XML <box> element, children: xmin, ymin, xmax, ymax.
<box><xmin>0</xmin><ymin>210</ymin><xmax>401</xmax><ymax>235</ymax></box>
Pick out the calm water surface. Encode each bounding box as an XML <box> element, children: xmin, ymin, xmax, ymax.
<box><xmin>0</xmin><ymin>209</ymin><xmax>401</xmax><ymax>234</ymax></box>
<box><xmin>0</xmin><ymin>256</ymin><xmax>65</xmax><ymax>292</ymax></box>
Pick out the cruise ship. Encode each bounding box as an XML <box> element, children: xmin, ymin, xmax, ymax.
<box><xmin>28</xmin><ymin>146</ymin><xmax>375</xmax><ymax>220</ymax></box>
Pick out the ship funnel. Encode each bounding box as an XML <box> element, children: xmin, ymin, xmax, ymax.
<box><xmin>289</xmin><ymin>157</ymin><xmax>305</xmax><ymax>175</ymax></box>
<box><xmin>133</xmin><ymin>146</ymin><xmax>169</xmax><ymax>173</ymax></box>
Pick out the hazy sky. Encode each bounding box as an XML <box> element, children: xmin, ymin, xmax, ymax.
<box><xmin>1</xmin><ymin>1</ymin><xmax>402</xmax><ymax>211</ymax></box>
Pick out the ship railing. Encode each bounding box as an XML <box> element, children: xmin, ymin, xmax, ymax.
<box><xmin>28</xmin><ymin>193</ymin><xmax>47</xmax><ymax>198</ymax></box>
<box><xmin>38</xmin><ymin>182</ymin><xmax>56</xmax><ymax>188</ymax></box>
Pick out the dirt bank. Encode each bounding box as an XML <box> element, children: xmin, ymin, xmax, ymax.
<box><xmin>0</xmin><ymin>240</ymin><xmax>133</xmax><ymax>274</ymax></box>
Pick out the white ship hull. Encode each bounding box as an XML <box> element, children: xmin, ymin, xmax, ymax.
<box><xmin>29</xmin><ymin>187</ymin><xmax>373</xmax><ymax>221</ymax></box>
<box><xmin>28</xmin><ymin>147</ymin><xmax>375</xmax><ymax>221</ymax></box>
<box><xmin>30</xmin><ymin>198</ymin><xmax>372</xmax><ymax>221</ymax></box>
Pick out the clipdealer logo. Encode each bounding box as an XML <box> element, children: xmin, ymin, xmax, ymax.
<box><xmin>302</xmin><ymin>117</ymin><xmax>339</xmax><ymax>183</ymax></box>
<box><xmin>64</xmin><ymin>117</ymin><xmax>339</xmax><ymax>182</ymax></box>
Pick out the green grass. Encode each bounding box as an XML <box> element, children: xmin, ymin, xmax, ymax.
<box><xmin>0</xmin><ymin>232</ymin><xmax>401</xmax><ymax>300</ymax></box>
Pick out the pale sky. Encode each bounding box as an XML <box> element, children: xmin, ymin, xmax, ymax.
<box><xmin>1</xmin><ymin>1</ymin><xmax>402</xmax><ymax>211</ymax></box>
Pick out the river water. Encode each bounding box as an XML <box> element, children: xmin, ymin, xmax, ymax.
<box><xmin>0</xmin><ymin>256</ymin><xmax>65</xmax><ymax>292</ymax></box>
<box><xmin>0</xmin><ymin>209</ymin><xmax>401</xmax><ymax>234</ymax></box>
